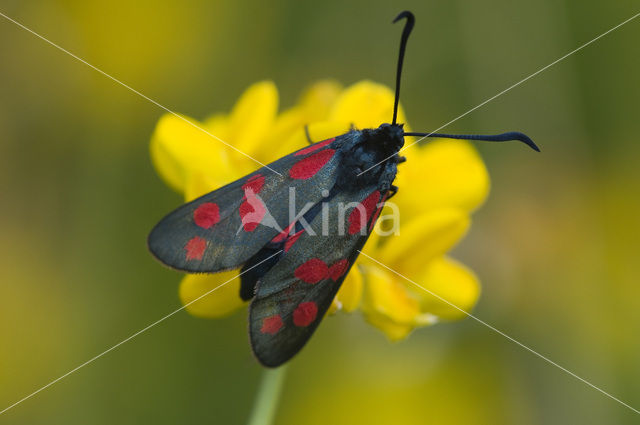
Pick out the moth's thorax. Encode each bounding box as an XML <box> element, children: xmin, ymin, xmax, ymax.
<box><xmin>335</xmin><ymin>123</ymin><xmax>405</xmax><ymax>191</ymax></box>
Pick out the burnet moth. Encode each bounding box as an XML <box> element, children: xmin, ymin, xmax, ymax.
<box><xmin>148</xmin><ymin>10</ymin><xmax>539</xmax><ymax>367</ymax></box>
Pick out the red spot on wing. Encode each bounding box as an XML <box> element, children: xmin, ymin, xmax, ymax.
<box><xmin>260</xmin><ymin>315</ymin><xmax>283</xmax><ymax>334</ymax></box>
<box><xmin>193</xmin><ymin>202</ymin><xmax>220</xmax><ymax>229</ymax></box>
<box><xmin>184</xmin><ymin>236</ymin><xmax>207</xmax><ymax>260</ymax></box>
<box><xmin>271</xmin><ymin>221</ymin><xmax>296</xmax><ymax>243</ymax></box>
<box><xmin>289</xmin><ymin>149</ymin><xmax>335</xmax><ymax>180</ymax></box>
<box><xmin>294</xmin><ymin>138</ymin><xmax>335</xmax><ymax>156</ymax></box>
<box><xmin>272</xmin><ymin>223</ymin><xmax>304</xmax><ymax>251</ymax></box>
<box><xmin>239</xmin><ymin>188</ymin><xmax>267</xmax><ymax>232</ymax></box>
<box><xmin>348</xmin><ymin>191</ymin><xmax>381</xmax><ymax>235</ymax></box>
<box><xmin>368</xmin><ymin>192</ymin><xmax>389</xmax><ymax>231</ymax></box>
<box><xmin>294</xmin><ymin>258</ymin><xmax>328</xmax><ymax>284</ymax></box>
<box><xmin>328</xmin><ymin>259</ymin><xmax>349</xmax><ymax>281</ymax></box>
<box><xmin>284</xmin><ymin>230</ymin><xmax>304</xmax><ymax>252</ymax></box>
<box><xmin>293</xmin><ymin>302</ymin><xmax>318</xmax><ymax>327</ymax></box>
<box><xmin>242</xmin><ymin>174</ymin><xmax>265</xmax><ymax>194</ymax></box>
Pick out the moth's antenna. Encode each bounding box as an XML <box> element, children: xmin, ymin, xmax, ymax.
<box><xmin>392</xmin><ymin>11</ymin><xmax>415</xmax><ymax>126</ymax></box>
<box><xmin>403</xmin><ymin>131</ymin><xmax>540</xmax><ymax>152</ymax></box>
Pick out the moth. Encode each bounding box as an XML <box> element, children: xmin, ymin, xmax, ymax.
<box><xmin>148</xmin><ymin>11</ymin><xmax>539</xmax><ymax>367</ymax></box>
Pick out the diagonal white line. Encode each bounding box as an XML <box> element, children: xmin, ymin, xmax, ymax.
<box><xmin>357</xmin><ymin>250</ymin><xmax>640</xmax><ymax>415</ymax></box>
<box><xmin>0</xmin><ymin>250</ymin><xmax>283</xmax><ymax>416</ymax></box>
<box><xmin>358</xmin><ymin>11</ymin><xmax>640</xmax><ymax>176</ymax></box>
<box><xmin>0</xmin><ymin>11</ymin><xmax>282</xmax><ymax>176</ymax></box>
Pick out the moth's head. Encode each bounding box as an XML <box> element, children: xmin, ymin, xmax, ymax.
<box><xmin>374</xmin><ymin>123</ymin><xmax>405</xmax><ymax>153</ymax></box>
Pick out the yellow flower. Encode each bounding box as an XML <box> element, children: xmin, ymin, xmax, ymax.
<box><xmin>150</xmin><ymin>80</ymin><xmax>488</xmax><ymax>341</ymax></box>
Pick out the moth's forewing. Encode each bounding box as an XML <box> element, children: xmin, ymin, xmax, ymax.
<box><xmin>148</xmin><ymin>138</ymin><xmax>342</xmax><ymax>273</ymax></box>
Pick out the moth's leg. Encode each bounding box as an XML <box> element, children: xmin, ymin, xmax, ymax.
<box><xmin>387</xmin><ymin>185</ymin><xmax>399</xmax><ymax>199</ymax></box>
<box><xmin>350</xmin><ymin>122</ymin><xmax>357</xmax><ymax>131</ymax></box>
<box><xmin>304</xmin><ymin>125</ymin><xmax>314</xmax><ymax>145</ymax></box>
<box><xmin>395</xmin><ymin>156</ymin><xmax>407</xmax><ymax>163</ymax></box>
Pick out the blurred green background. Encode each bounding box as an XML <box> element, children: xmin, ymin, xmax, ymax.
<box><xmin>1</xmin><ymin>1</ymin><xmax>639</xmax><ymax>424</ymax></box>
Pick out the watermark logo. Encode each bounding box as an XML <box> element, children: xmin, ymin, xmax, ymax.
<box><xmin>237</xmin><ymin>187</ymin><xmax>400</xmax><ymax>237</ymax></box>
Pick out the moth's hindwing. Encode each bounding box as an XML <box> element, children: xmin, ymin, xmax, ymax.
<box><xmin>249</xmin><ymin>185</ymin><xmax>390</xmax><ymax>367</ymax></box>
<box><xmin>148</xmin><ymin>137</ymin><xmax>341</xmax><ymax>273</ymax></box>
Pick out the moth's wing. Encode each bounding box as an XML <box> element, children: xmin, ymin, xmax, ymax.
<box><xmin>249</xmin><ymin>186</ymin><xmax>389</xmax><ymax>367</ymax></box>
<box><xmin>148</xmin><ymin>137</ymin><xmax>342</xmax><ymax>272</ymax></box>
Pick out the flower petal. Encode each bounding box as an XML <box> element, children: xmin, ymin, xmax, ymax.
<box><xmin>297</xmin><ymin>80</ymin><xmax>343</xmax><ymax>122</ymax></box>
<box><xmin>364</xmin><ymin>312</ymin><xmax>414</xmax><ymax>341</ymax></box>
<box><xmin>228</xmin><ymin>81</ymin><xmax>278</xmax><ymax>158</ymax></box>
<box><xmin>150</xmin><ymin>113</ymin><xmax>232</xmax><ymax>194</ymax></box>
<box><xmin>395</xmin><ymin>139</ymin><xmax>490</xmax><ymax>215</ymax></box>
<box><xmin>184</xmin><ymin>171</ymin><xmax>224</xmax><ymax>202</ymax></box>
<box><xmin>332</xmin><ymin>264</ymin><xmax>364</xmax><ymax>313</ymax></box>
<box><xmin>179</xmin><ymin>271</ymin><xmax>245</xmax><ymax>318</ymax></box>
<box><xmin>272</xmin><ymin>121</ymin><xmax>351</xmax><ymax>159</ymax></box>
<box><xmin>255</xmin><ymin>81</ymin><xmax>344</xmax><ymax>161</ymax></box>
<box><xmin>377</xmin><ymin>209</ymin><xmax>470</xmax><ymax>274</ymax></box>
<box><xmin>413</xmin><ymin>256</ymin><xmax>481</xmax><ymax>320</ymax></box>
<box><xmin>360</xmin><ymin>265</ymin><xmax>420</xmax><ymax>341</ymax></box>
<box><xmin>260</xmin><ymin>108</ymin><xmax>308</xmax><ymax>159</ymax></box>
<box><xmin>329</xmin><ymin>80</ymin><xmax>407</xmax><ymax>129</ymax></box>
<box><xmin>361</xmin><ymin>204</ymin><xmax>395</xmax><ymax>257</ymax></box>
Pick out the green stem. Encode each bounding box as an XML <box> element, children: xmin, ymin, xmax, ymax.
<box><xmin>247</xmin><ymin>365</ymin><xmax>288</xmax><ymax>425</ymax></box>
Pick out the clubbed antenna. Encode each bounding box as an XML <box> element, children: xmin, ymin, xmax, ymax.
<box><xmin>391</xmin><ymin>11</ymin><xmax>415</xmax><ymax>125</ymax></box>
<box><xmin>403</xmin><ymin>131</ymin><xmax>541</xmax><ymax>151</ymax></box>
